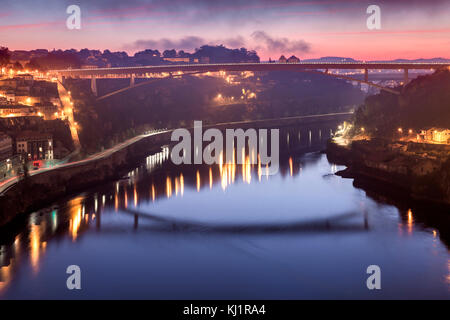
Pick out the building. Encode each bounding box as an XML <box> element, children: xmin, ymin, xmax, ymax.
<box><xmin>279</xmin><ymin>55</ymin><xmax>287</xmax><ymax>63</ymax></box>
<box><xmin>34</xmin><ymin>103</ymin><xmax>58</xmax><ymax>120</ymax></box>
<box><xmin>0</xmin><ymin>133</ymin><xmax>13</xmax><ymax>161</ymax></box>
<box><xmin>14</xmin><ymin>95</ymin><xmax>40</xmax><ymax>105</ymax></box>
<box><xmin>0</xmin><ymin>104</ymin><xmax>36</xmax><ymax>117</ymax></box>
<box><xmin>420</xmin><ymin>128</ymin><xmax>450</xmax><ymax>143</ymax></box>
<box><xmin>15</xmin><ymin>74</ymin><xmax>34</xmax><ymax>81</ymax></box>
<box><xmin>81</xmin><ymin>65</ymin><xmax>99</xmax><ymax>69</ymax></box>
<box><xmin>5</xmin><ymin>91</ymin><xmax>15</xmax><ymax>102</ymax></box>
<box><xmin>163</xmin><ymin>57</ymin><xmax>190</xmax><ymax>63</ymax></box>
<box><xmin>432</xmin><ymin>128</ymin><xmax>450</xmax><ymax>143</ymax></box>
<box><xmin>287</xmin><ymin>55</ymin><xmax>300</xmax><ymax>63</ymax></box>
<box><xmin>199</xmin><ymin>57</ymin><xmax>210</xmax><ymax>64</ymax></box>
<box><xmin>16</xmin><ymin>131</ymin><xmax>53</xmax><ymax>160</ymax></box>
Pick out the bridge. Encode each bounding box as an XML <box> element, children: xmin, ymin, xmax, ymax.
<box><xmin>51</xmin><ymin>62</ymin><xmax>450</xmax><ymax>98</ymax></box>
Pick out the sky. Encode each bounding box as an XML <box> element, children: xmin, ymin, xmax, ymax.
<box><xmin>0</xmin><ymin>0</ymin><xmax>449</xmax><ymax>60</ymax></box>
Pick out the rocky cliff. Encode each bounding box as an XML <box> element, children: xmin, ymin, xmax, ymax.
<box><xmin>327</xmin><ymin>138</ymin><xmax>450</xmax><ymax>204</ymax></box>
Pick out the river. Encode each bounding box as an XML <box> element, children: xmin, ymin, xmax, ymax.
<box><xmin>0</xmin><ymin>123</ymin><xmax>449</xmax><ymax>299</ymax></box>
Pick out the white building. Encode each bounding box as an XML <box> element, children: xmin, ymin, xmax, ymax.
<box><xmin>16</xmin><ymin>131</ymin><xmax>53</xmax><ymax>160</ymax></box>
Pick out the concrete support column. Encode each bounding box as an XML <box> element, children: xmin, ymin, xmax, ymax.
<box><xmin>134</xmin><ymin>214</ymin><xmax>139</xmax><ymax>229</ymax></box>
<box><xmin>58</xmin><ymin>75</ymin><xmax>66</xmax><ymax>85</ymax></box>
<box><xmin>130</xmin><ymin>74</ymin><xmax>135</xmax><ymax>87</ymax></box>
<box><xmin>364</xmin><ymin>69</ymin><xmax>369</xmax><ymax>82</ymax></box>
<box><xmin>91</xmin><ymin>76</ymin><xmax>97</xmax><ymax>96</ymax></box>
<box><xmin>403</xmin><ymin>69</ymin><xmax>409</xmax><ymax>84</ymax></box>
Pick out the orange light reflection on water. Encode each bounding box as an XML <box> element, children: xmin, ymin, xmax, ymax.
<box><xmin>407</xmin><ymin>209</ymin><xmax>414</xmax><ymax>235</ymax></box>
<box><xmin>67</xmin><ymin>197</ymin><xmax>84</xmax><ymax>242</ymax></box>
<box><xmin>196</xmin><ymin>171</ymin><xmax>201</xmax><ymax>191</ymax></box>
<box><xmin>209</xmin><ymin>168</ymin><xmax>213</xmax><ymax>189</ymax></box>
<box><xmin>134</xmin><ymin>185</ymin><xmax>138</xmax><ymax>207</ymax></box>
<box><xmin>166</xmin><ymin>176</ymin><xmax>172</xmax><ymax>198</ymax></box>
<box><xmin>180</xmin><ymin>174</ymin><xmax>184</xmax><ymax>196</ymax></box>
<box><xmin>289</xmin><ymin>157</ymin><xmax>293</xmax><ymax>176</ymax></box>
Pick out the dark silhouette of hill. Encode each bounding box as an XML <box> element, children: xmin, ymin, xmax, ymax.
<box><xmin>354</xmin><ymin>69</ymin><xmax>450</xmax><ymax>137</ymax></box>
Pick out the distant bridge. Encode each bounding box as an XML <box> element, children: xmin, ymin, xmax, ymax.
<box><xmin>51</xmin><ymin>62</ymin><xmax>450</xmax><ymax>98</ymax></box>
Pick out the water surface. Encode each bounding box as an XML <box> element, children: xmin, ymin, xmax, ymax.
<box><xmin>1</xmin><ymin>125</ymin><xmax>449</xmax><ymax>299</ymax></box>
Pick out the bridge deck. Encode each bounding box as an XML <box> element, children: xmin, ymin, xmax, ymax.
<box><xmin>52</xmin><ymin>62</ymin><xmax>450</xmax><ymax>77</ymax></box>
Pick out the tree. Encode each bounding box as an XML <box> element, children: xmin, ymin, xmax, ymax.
<box><xmin>193</xmin><ymin>45</ymin><xmax>260</xmax><ymax>63</ymax></box>
<box><xmin>0</xmin><ymin>47</ymin><xmax>10</xmax><ymax>66</ymax></box>
<box><xmin>13</xmin><ymin>61</ymin><xmax>23</xmax><ymax>70</ymax></box>
<box><xmin>352</xmin><ymin>69</ymin><xmax>450</xmax><ymax>138</ymax></box>
<box><xmin>163</xmin><ymin>49</ymin><xmax>177</xmax><ymax>58</ymax></box>
<box><xmin>28</xmin><ymin>51</ymin><xmax>81</xmax><ymax>70</ymax></box>
<box><xmin>20</xmin><ymin>158</ymin><xmax>29</xmax><ymax>182</ymax></box>
<box><xmin>25</xmin><ymin>59</ymin><xmax>41</xmax><ymax>70</ymax></box>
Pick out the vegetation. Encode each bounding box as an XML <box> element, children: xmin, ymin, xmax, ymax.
<box><xmin>27</xmin><ymin>50</ymin><xmax>81</xmax><ymax>70</ymax></box>
<box><xmin>0</xmin><ymin>47</ymin><xmax>10</xmax><ymax>66</ymax></box>
<box><xmin>192</xmin><ymin>45</ymin><xmax>259</xmax><ymax>63</ymax></box>
<box><xmin>12</xmin><ymin>45</ymin><xmax>260</xmax><ymax>70</ymax></box>
<box><xmin>353</xmin><ymin>69</ymin><xmax>450</xmax><ymax>137</ymax></box>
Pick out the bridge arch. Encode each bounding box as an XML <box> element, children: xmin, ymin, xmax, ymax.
<box><xmin>51</xmin><ymin>62</ymin><xmax>449</xmax><ymax>99</ymax></box>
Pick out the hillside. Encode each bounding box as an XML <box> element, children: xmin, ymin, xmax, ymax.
<box><xmin>354</xmin><ymin>69</ymin><xmax>450</xmax><ymax>137</ymax></box>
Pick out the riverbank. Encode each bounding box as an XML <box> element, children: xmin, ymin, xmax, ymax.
<box><xmin>326</xmin><ymin>137</ymin><xmax>450</xmax><ymax>205</ymax></box>
<box><xmin>0</xmin><ymin>131</ymin><xmax>173</xmax><ymax>227</ymax></box>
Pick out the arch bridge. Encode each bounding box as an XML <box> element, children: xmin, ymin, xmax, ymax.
<box><xmin>51</xmin><ymin>62</ymin><xmax>450</xmax><ymax>99</ymax></box>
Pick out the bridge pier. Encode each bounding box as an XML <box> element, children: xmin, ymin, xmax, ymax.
<box><xmin>96</xmin><ymin>210</ymin><xmax>101</xmax><ymax>230</ymax></box>
<box><xmin>91</xmin><ymin>76</ymin><xmax>98</xmax><ymax>96</ymax></box>
<box><xmin>58</xmin><ymin>75</ymin><xmax>66</xmax><ymax>85</ymax></box>
<box><xmin>364</xmin><ymin>69</ymin><xmax>369</xmax><ymax>82</ymax></box>
<box><xmin>130</xmin><ymin>74</ymin><xmax>135</xmax><ymax>87</ymax></box>
<box><xmin>134</xmin><ymin>214</ymin><xmax>139</xmax><ymax>229</ymax></box>
<box><xmin>403</xmin><ymin>69</ymin><xmax>409</xmax><ymax>84</ymax></box>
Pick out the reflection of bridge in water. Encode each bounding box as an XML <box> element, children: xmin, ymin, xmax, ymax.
<box><xmin>120</xmin><ymin>207</ymin><xmax>368</xmax><ymax>234</ymax></box>
<box><xmin>51</xmin><ymin>62</ymin><xmax>450</xmax><ymax>98</ymax></box>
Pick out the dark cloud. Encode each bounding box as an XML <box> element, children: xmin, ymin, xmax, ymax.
<box><xmin>251</xmin><ymin>31</ymin><xmax>310</xmax><ymax>54</ymax></box>
<box><xmin>128</xmin><ymin>32</ymin><xmax>311</xmax><ymax>54</ymax></box>
<box><xmin>130</xmin><ymin>36</ymin><xmax>246</xmax><ymax>51</ymax></box>
<box><xmin>221</xmin><ymin>36</ymin><xmax>246</xmax><ymax>48</ymax></box>
<box><xmin>133</xmin><ymin>36</ymin><xmax>205</xmax><ymax>51</ymax></box>
<box><xmin>3</xmin><ymin>0</ymin><xmax>448</xmax><ymax>24</ymax></box>
<box><xmin>78</xmin><ymin>0</ymin><xmax>450</xmax><ymax>14</ymax></box>
<box><xmin>3</xmin><ymin>0</ymin><xmax>449</xmax><ymax>12</ymax></box>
